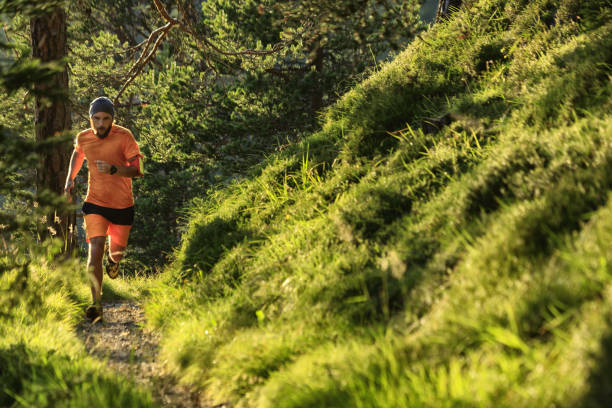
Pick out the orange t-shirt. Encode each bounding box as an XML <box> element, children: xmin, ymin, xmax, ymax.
<box><xmin>75</xmin><ymin>124</ymin><xmax>142</xmax><ymax>209</ymax></box>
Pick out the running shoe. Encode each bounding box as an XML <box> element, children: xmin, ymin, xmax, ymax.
<box><xmin>85</xmin><ymin>302</ymin><xmax>103</xmax><ymax>322</ymax></box>
<box><xmin>105</xmin><ymin>254</ymin><xmax>120</xmax><ymax>279</ymax></box>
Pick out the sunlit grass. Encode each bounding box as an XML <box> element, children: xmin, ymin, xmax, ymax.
<box><xmin>102</xmin><ymin>274</ymin><xmax>160</xmax><ymax>301</ymax></box>
<box><xmin>143</xmin><ymin>0</ymin><xmax>612</xmax><ymax>406</ymax></box>
<box><xmin>0</xmin><ymin>245</ymin><xmax>155</xmax><ymax>407</ymax></box>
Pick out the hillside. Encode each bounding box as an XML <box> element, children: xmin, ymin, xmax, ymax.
<box><xmin>145</xmin><ymin>0</ymin><xmax>612</xmax><ymax>407</ymax></box>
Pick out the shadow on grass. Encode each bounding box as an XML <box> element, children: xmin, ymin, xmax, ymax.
<box><xmin>178</xmin><ymin>216</ymin><xmax>259</xmax><ymax>282</ymax></box>
<box><xmin>0</xmin><ymin>344</ymin><xmax>33</xmax><ymax>407</ymax></box>
<box><xmin>581</xmin><ymin>314</ymin><xmax>612</xmax><ymax>407</ymax></box>
<box><xmin>100</xmin><ymin>281</ymin><xmax>133</xmax><ymax>302</ymax></box>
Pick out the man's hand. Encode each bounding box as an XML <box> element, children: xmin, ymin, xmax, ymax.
<box><xmin>95</xmin><ymin>160</ymin><xmax>112</xmax><ymax>174</ymax></box>
<box><xmin>65</xmin><ymin>149</ymin><xmax>84</xmax><ymax>204</ymax></box>
<box><xmin>95</xmin><ymin>159</ymin><xmax>139</xmax><ymax>178</ymax></box>
<box><xmin>64</xmin><ymin>179</ymin><xmax>74</xmax><ymax>203</ymax></box>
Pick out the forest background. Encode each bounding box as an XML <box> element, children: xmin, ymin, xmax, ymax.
<box><xmin>1</xmin><ymin>0</ymin><xmax>612</xmax><ymax>407</ymax></box>
<box><xmin>0</xmin><ymin>0</ymin><xmax>430</xmax><ymax>270</ymax></box>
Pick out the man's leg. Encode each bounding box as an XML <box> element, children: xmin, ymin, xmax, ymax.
<box><xmin>83</xmin><ymin>213</ymin><xmax>110</xmax><ymax>302</ymax></box>
<box><xmin>105</xmin><ymin>224</ymin><xmax>131</xmax><ymax>279</ymax></box>
<box><xmin>109</xmin><ymin>240</ymin><xmax>126</xmax><ymax>263</ymax></box>
<box><xmin>87</xmin><ymin>236</ymin><xmax>105</xmax><ymax>302</ymax></box>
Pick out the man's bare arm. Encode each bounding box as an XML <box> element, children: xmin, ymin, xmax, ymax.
<box><xmin>95</xmin><ymin>155</ymin><xmax>143</xmax><ymax>178</ymax></box>
<box><xmin>64</xmin><ymin>149</ymin><xmax>85</xmax><ymax>199</ymax></box>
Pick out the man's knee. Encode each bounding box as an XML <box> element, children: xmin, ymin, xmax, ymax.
<box><xmin>88</xmin><ymin>237</ymin><xmax>105</xmax><ymax>263</ymax></box>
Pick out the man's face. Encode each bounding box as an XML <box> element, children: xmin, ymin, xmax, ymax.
<box><xmin>90</xmin><ymin>112</ymin><xmax>113</xmax><ymax>136</ymax></box>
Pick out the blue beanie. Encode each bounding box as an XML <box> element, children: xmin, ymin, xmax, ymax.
<box><xmin>89</xmin><ymin>97</ymin><xmax>114</xmax><ymax>117</ymax></box>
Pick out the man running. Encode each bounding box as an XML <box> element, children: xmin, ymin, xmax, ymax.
<box><xmin>64</xmin><ymin>96</ymin><xmax>143</xmax><ymax>321</ymax></box>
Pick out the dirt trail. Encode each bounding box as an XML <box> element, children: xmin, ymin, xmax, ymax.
<box><xmin>77</xmin><ymin>301</ymin><xmax>223</xmax><ymax>408</ymax></box>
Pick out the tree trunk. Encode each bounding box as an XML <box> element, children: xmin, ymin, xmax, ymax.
<box><xmin>31</xmin><ymin>7</ymin><xmax>76</xmax><ymax>253</ymax></box>
<box><xmin>309</xmin><ymin>38</ymin><xmax>325</xmax><ymax>113</ymax></box>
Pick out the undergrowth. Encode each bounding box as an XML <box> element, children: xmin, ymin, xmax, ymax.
<box><xmin>0</xmin><ymin>241</ymin><xmax>155</xmax><ymax>407</ymax></box>
<box><xmin>146</xmin><ymin>0</ymin><xmax>612</xmax><ymax>406</ymax></box>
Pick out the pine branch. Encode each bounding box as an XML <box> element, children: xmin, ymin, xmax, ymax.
<box><xmin>114</xmin><ymin>0</ymin><xmax>298</xmax><ymax>104</ymax></box>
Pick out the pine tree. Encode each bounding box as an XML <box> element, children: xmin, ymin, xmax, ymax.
<box><xmin>30</xmin><ymin>6</ymin><xmax>75</xmax><ymax>251</ymax></box>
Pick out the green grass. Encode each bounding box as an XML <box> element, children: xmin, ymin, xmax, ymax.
<box><xmin>0</xmin><ymin>241</ymin><xmax>155</xmax><ymax>407</ymax></box>
<box><xmin>145</xmin><ymin>0</ymin><xmax>612</xmax><ymax>406</ymax></box>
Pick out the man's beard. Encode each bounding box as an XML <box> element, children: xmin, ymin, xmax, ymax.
<box><xmin>95</xmin><ymin>126</ymin><xmax>111</xmax><ymax>138</ymax></box>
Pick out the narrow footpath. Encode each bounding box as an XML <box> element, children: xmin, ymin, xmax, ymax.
<box><xmin>77</xmin><ymin>301</ymin><xmax>223</xmax><ymax>408</ymax></box>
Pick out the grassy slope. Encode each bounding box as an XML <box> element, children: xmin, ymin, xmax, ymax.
<box><xmin>0</xmin><ymin>242</ymin><xmax>155</xmax><ymax>407</ymax></box>
<box><xmin>147</xmin><ymin>0</ymin><xmax>612</xmax><ymax>406</ymax></box>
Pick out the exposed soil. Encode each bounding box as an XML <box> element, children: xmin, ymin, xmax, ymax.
<box><xmin>77</xmin><ymin>301</ymin><xmax>227</xmax><ymax>408</ymax></box>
